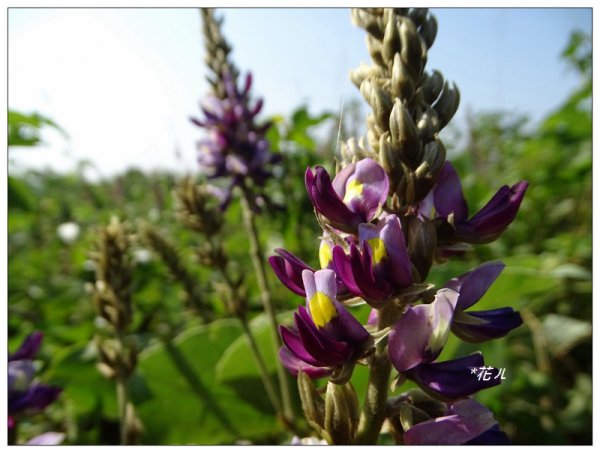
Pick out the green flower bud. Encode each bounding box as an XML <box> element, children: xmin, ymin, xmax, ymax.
<box><xmin>399</xmin><ymin>18</ymin><xmax>425</xmax><ymax>79</ymax></box>
<box><xmin>433</xmin><ymin>81</ymin><xmax>460</xmax><ymax>129</ymax></box>
<box><xmin>389</xmin><ymin>99</ymin><xmax>422</xmax><ymax>168</ymax></box>
<box><xmin>297</xmin><ymin>371</ymin><xmax>326</xmax><ymax>432</ymax></box>
<box><xmin>391</xmin><ymin>53</ymin><xmax>415</xmax><ymax>101</ymax></box>
<box><xmin>382</xmin><ymin>14</ymin><xmax>401</xmax><ymax>62</ymax></box>
<box><xmin>422</xmin><ymin>70</ymin><xmax>444</xmax><ymax>104</ymax></box>
<box><xmin>324</xmin><ymin>381</ymin><xmax>360</xmax><ymax>445</ymax></box>
<box><xmin>420</xmin><ymin>15</ymin><xmax>438</xmax><ymax>49</ymax></box>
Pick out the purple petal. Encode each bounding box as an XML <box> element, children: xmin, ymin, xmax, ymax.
<box><xmin>341</xmin><ymin>158</ymin><xmax>389</xmax><ymax>221</ymax></box>
<box><xmin>9</xmin><ymin>384</ymin><xmax>62</xmax><ymax>414</ymax></box>
<box><xmin>464</xmin><ymin>424</ymin><xmax>510</xmax><ymax>444</ymax></box>
<box><xmin>458</xmin><ymin>181</ymin><xmax>528</xmax><ymax>240</ymax></box>
<box><xmin>443</xmin><ymin>261</ymin><xmax>505</xmax><ymax>311</ymax></box>
<box><xmin>305</xmin><ymin>167</ymin><xmax>360</xmax><ymax>229</ymax></box>
<box><xmin>349</xmin><ymin>243</ymin><xmax>390</xmax><ymax>305</ymax></box>
<box><xmin>367</xmin><ymin>309</ymin><xmax>378</xmax><ymax>326</ymax></box>
<box><xmin>26</xmin><ymin>432</ymin><xmax>66</xmax><ymax>446</ymax></box>
<box><xmin>433</xmin><ymin>162</ymin><xmax>468</xmax><ymax>221</ymax></box>
<box><xmin>332</xmin><ymin>246</ymin><xmax>361</xmax><ymax>296</ymax></box>
<box><xmin>331</xmin><ymin>162</ymin><xmax>356</xmax><ymax>197</ymax></box>
<box><xmin>295</xmin><ymin>308</ymin><xmax>350</xmax><ymax>366</ymax></box>
<box><xmin>452</xmin><ymin>307</ymin><xmax>523</xmax><ymax>343</ymax></box>
<box><xmin>8</xmin><ymin>360</ymin><xmax>36</xmax><ymax>393</ymax></box>
<box><xmin>279</xmin><ymin>346</ymin><xmax>331</xmax><ymax>378</ymax></box>
<box><xmin>280</xmin><ymin>326</ymin><xmax>327</xmax><ymax>367</ymax></box>
<box><xmin>388</xmin><ymin>289</ymin><xmax>458</xmax><ymax>372</ymax></box>
<box><xmin>328</xmin><ymin>300</ymin><xmax>371</xmax><ymax>346</ymax></box>
<box><xmin>404</xmin><ymin>399</ymin><xmax>498</xmax><ymax>445</ymax></box>
<box><xmin>407</xmin><ymin>352</ymin><xmax>501</xmax><ymax>400</ymax></box>
<box><xmin>10</xmin><ymin>331</ymin><xmax>43</xmax><ymax>361</ymax></box>
<box><xmin>268</xmin><ymin>249</ymin><xmax>314</xmax><ymax>296</ymax></box>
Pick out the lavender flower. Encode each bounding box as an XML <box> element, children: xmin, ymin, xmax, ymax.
<box><xmin>444</xmin><ymin>261</ymin><xmax>523</xmax><ymax>342</ymax></box>
<box><xmin>305</xmin><ymin>158</ymin><xmax>388</xmax><ymax>233</ymax></box>
<box><xmin>279</xmin><ymin>270</ymin><xmax>372</xmax><ymax>382</ymax></box>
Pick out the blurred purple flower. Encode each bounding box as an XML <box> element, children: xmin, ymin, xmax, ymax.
<box><xmin>333</xmin><ymin>215</ymin><xmax>412</xmax><ymax>307</ymax></box>
<box><xmin>420</xmin><ymin>161</ymin><xmax>528</xmax><ymax>243</ymax></box>
<box><xmin>279</xmin><ymin>269</ymin><xmax>371</xmax><ymax>380</ymax></box>
<box><xmin>8</xmin><ymin>332</ymin><xmax>62</xmax><ymax>432</ymax></box>
<box><xmin>190</xmin><ymin>72</ymin><xmax>279</xmax><ymax>209</ymax></box>
<box><xmin>404</xmin><ymin>399</ymin><xmax>505</xmax><ymax>445</ymax></box>
<box><xmin>305</xmin><ymin>158</ymin><xmax>388</xmax><ymax>233</ymax></box>
<box><xmin>444</xmin><ymin>262</ymin><xmax>523</xmax><ymax>342</ymax></box>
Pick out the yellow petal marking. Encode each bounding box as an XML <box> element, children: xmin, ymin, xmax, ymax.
<box><xmin>319</xmin><ymin>241</ymin><xmax>333</xmax><ymax>268</ymax></box>
<box><xmin>343</xmin><ymin>178</ymin><xmax>364</xmax><ymax>203</ymax></box>
<box><xmin>367</xmin><ymin>237</ymin><xmax>388</xmax><ymax>264</ymax></box>
<box><xmin>309</xmin><ymin>291</ymin><xmax>338</xmax><ymax>328</ymax></box>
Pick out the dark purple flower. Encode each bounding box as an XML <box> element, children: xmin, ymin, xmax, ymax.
<box><xmin>404</xmin><ymin>399</ymin><xmax>501</xmax><ymax>445</ymax></box>
<box><xmin>444</xmin><ymin>262</ymin><xmax>523</xmax><ymax>342</ymax></box>
<box><xmin>332</xmin><ymin>215</ymin><xmax>412</xmax><ymax>307</ymax></box>
<box><xmin>8</xmin><ymin>333</ymin><xmax>62</xmax><ymax>421</ymax></box>
<box><xmin>421</xmin><ymin>161</ymin><xmax>528</xmax><ymax>243</ymax></box>
<box><xmin>305</xmin><ymin>158</ymin><xmax>389</xmax><ymax>233</ymax></box>
<box><xmin>279</xmin><ymin>270</ymin><xmax>371</xmax><ymax>379</ymax></box>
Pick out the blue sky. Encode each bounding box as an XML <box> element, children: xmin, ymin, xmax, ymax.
<box><xmin>8</xmin><ymin>8</ymin><xmax>592</xmax><ymax>177</ymax></box>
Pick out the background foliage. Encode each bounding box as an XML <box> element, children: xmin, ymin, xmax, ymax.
<box><xmin>7</xmin><ymin>32</ymin><xmax>591</xmax><ymax>445</ymax></box>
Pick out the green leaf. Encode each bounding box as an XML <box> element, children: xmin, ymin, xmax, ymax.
<box><xmin>542</xmin><ymin>314</ymin><xmax>591</xmax><ymax>357</ymax></box>
<box><xmin>136</xmin><ymin>319</ymin><xmax>284</xmax><ymax>444</ymax></box>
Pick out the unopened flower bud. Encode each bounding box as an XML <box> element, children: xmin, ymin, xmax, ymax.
<box><xmin>416</xmin><ymin>106</ymin><xmax>440</xmax><ymax>141</ymax></box>
<box><xmin>389</xmin><ymin>99</ymin><xmax>421</xmax><ymax>168</ymax></box>
<box><xmin>420</xmin><ymin>15</ymin><xmax>438</xmax><ymax>49</ymax></box>
<box><xmin>408</xmin><ymin>8</ymin><xmax>428</xmax><ymax>27</ymax></box>
<box><xmin>360</xmin><ymin>79</ymin><xmax>393</xmax><ymax>130</ymax></box>
<box><xmin>399</xmin><ymin>18</ymin><xmax>425</xmax><ymax>79</ymax></box>
<box><xmin>297</xmin><ymin>371</ymin><xmax>326</xmax><ymax>432</ymax></box>
<box><xmin>324</xmin><ymin>381</ymin><xmax>360</xmax><ymax>445</ymax></box>
<box><xmin>391</xmin><ymin>53</ymin><xmax>415</xmax><ymax>101</ymax></box>
<box><xmin>405</xmin><ymin>216</ymin><xmax>437</xmax><ymax>282</ymax></box>
<box><xmin>366</xmin><ymin>34</ymin><xmax>386</xmax><ymax>67</ymax></box>
<box><xmin>433</xmin><ymin>81</ymin><xmax>460</xmax><ymax>129</ymax></box>
<box><xmin>422</xmin><ymin>70</ymin><xmax>444</xmax><ymax>104</ymax></box>
<box><xmin>382</xmin><ymin>14</ymin><xmax>401</xmax><ymax>62</ymax></box>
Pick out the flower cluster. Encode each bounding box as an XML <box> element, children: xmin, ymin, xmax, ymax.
<box><xmin>270</xmin><ymin>153</ymin><xmax>526</xmax><ymax>444</ymax></box>
<box><xmin>191</xmin><ymin>73</ymin><xmax>278</xmax><ymax>205</ymax></box>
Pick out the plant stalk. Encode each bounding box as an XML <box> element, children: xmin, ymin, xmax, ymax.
<box><xmin>354</xmin><ymin>304</ymin><xmax>398</xmax><ymax>444</ymax></box>
<box><xmin>239</xmin><ymin>187</ymin><xmax>295</xmax><ymax>426</ymax></box>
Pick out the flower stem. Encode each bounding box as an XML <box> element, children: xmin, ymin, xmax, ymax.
<box><xmin>239</xmin><ymin>317</ymin><xmax>283</xmax><ymax>413</ymax></box>
<box><xmin>116</xmin><ymin>375</ymin><xmax>129</xmax><ymax>445</ymax></box>
<box><xmin>239</xmin><ymin>188</ymin><xmax>295</xmax><ymax>426</ymax></box>
<box><xmin>354</xmin><ymin>304</ymin><xmax>397</xmax><ymax>444</ymax></box>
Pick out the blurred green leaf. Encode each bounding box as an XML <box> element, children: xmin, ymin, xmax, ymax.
<box><xmin>542</xmin><ymin>314</ymin><xmax>591</xmax><ymax>357</ymax></box>
<box><xmin>136</xmin><ymin>319</ymin><xmax>284</xmax><ymax>444</ymax></box>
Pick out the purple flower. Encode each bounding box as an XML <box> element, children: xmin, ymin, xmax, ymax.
<box><xmin>332</xmin><ymin>215</ymin><xmax>412</xmax><ymax>307</ymax></box>
<box><xmin>421</xmin><ymin>161</ymin><xmax>528</xmax><ymax>243</ymax></box>
<box><xmin>388</xmin><ymin>291</ymin><xmax>501</xmax><ymax>399</ymax></box>
<box><xmin>305</xmin><ymin>158</ymin><xmax>389</xmax><ymax>233</ymax></box>
<box><xmin>404</xmin><ymin>399</ymin><xmax>504</xmax><ymax>445</ymax></box>
<box><xmin>279</xmin><ymin>269</ymin><xmax>371</xmax><ymax>380</ymax></box>
<box><xmin>191</xmin><ymin>72</ymin><xmax>279</xmax><ymax>209</ymax></box>
<box><xmin>8</xmin><ymin>332</ymin><xmax>62</xmax><ymax>422</ymax></box>
<box><xmin>444</xmin><ymin>262</ymin><xmax>523</xmax><ymax>342</ymax></box>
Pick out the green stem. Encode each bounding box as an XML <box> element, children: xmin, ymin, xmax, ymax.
<box><xmin>354</xmin><ymin>304</ymin><xmax>397</xmax><ymax>444</ymax></box>
<box><xmin>239</xmin><ymin>187</ymin><xmax>295</xmax><ymax>426</ymax></box>
<box><xmin>116</xmin><ymin>372</ymin><xmax>129</xmax><ymax>445</ymax></box>
<box><xmin>239</xmin><ymin>317</ymin><xmax>283</xmax><ymax>413</ymax></box>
